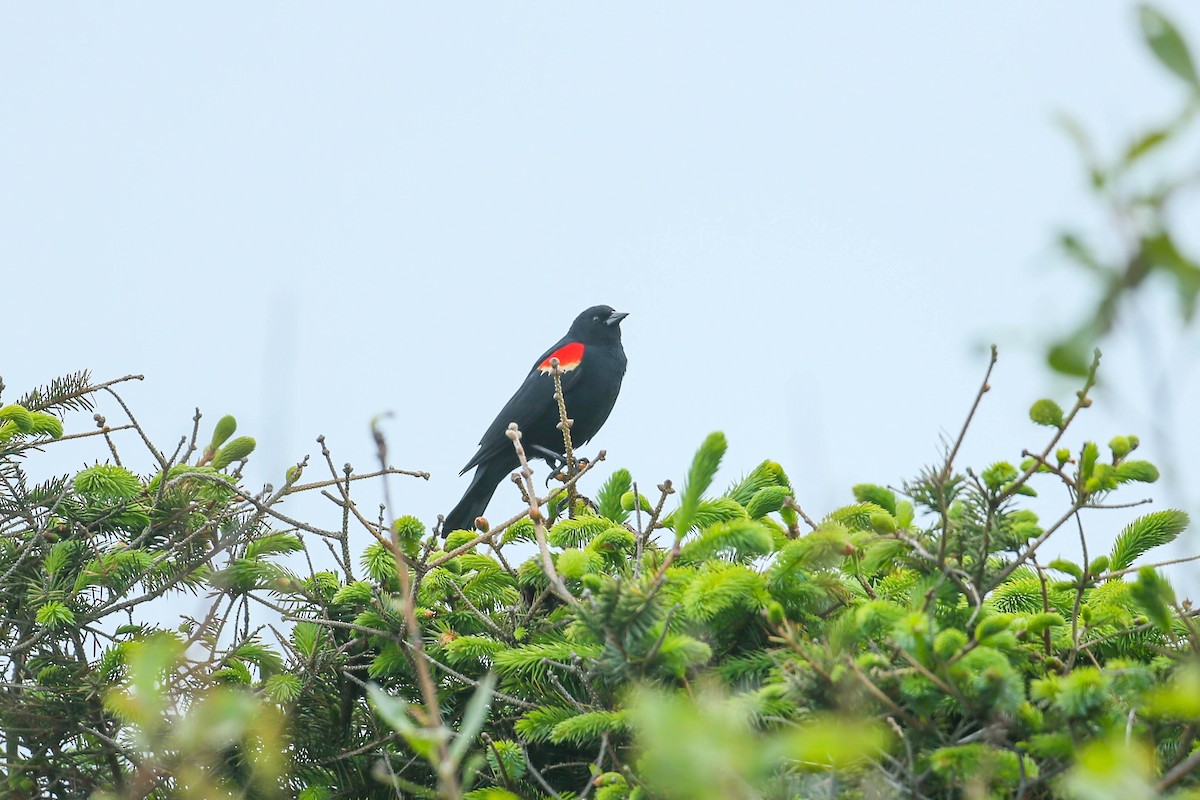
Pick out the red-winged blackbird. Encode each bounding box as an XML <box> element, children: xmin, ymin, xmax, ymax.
<box><xmin>443</xmin><ymin>305</ymin><xmax>628</xmax><ymax>535</ymax></box>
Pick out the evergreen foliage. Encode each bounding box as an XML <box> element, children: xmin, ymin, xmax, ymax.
<box><xmin>3</xmin><ymin>355</ymin><xmax>1200</xmax><ymax>799</ymax></box>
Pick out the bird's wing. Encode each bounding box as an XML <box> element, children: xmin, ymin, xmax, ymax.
<box><xmin>459</xmin><ymin>339</ymin><xmax>589</xmax><ymax>474</ymax></box>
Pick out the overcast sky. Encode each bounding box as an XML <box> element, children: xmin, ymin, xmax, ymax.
<box><xmin>4</xmin><ymin>4</ymin><xmax>1199</xmax><ymax>587</ymax></box>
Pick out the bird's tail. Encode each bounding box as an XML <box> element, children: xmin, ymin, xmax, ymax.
<box><xmin>442</xmin><ymin>460</ymin><xmax>513</xmax><ymax>537</ymax></box>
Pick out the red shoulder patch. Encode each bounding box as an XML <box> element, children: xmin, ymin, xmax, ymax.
<box><xmin>538</xmin><ymin>342</ymin><xmax>585</xmax><ymax>374</ymax></box>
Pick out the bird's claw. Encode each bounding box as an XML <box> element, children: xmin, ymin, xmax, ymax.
<box><xmin>543</xmin><ymin>456</ymin><xmax>591</xmax><ymax>488</ymax></box>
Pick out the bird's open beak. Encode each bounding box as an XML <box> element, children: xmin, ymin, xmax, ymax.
<box><xmin>606</xmin><ymin>311</ymin><xmax>629</xmax><ymax>327</ymax></box>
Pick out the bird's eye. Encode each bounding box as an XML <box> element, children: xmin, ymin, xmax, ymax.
<box><xmin>592</xmin><ymin>316</ymin><xmax>599</xmax><ymax>321</ymax></box>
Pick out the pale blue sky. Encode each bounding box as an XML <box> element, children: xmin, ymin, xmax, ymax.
<box><xmin>3</xmin><ymin>4</ymin><xmax>1199</xmax><ymax>581</ymax></box>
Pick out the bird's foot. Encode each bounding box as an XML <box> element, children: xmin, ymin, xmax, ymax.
<box><xmin>545</xmin><ymin>456</ymin><xmax>591</xmax><ymax>488</ymax></box>
<box><xmin>530</xmin><ymin>444</ymin><xmax>570</xmax><ymax>486</ymax></box>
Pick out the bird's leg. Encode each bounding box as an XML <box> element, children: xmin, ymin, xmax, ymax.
<box><xmin>530</xmin><ymin>444</ymin><xmax>568</xmax><ymax>472</ymax></box>
<box><xmin>534</xmin><ymin>449</ymin><xmax>594</xmax><ymax>489</ymax></box>
<box><xmin>529</xmin><ymin>444</ymin><xmax>569</xmax><ymax>487</ymax></box>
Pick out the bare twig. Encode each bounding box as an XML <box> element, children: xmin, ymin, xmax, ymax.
<box><xmin>507</xmin><ymin>424</ymin><xmax>576</xmax><ymax>605</ymax></box>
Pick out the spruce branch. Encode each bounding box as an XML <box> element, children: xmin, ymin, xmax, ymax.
<box><xmin>936</xmin><ymin>345</ymin><xmax>998</xmax><ymax>568</ymax></box>
<box><xmin>996</xmin><ymin>348</ymin><xmax>1102</xmax><ymax>506</ymax></box>
<box><xmin>783</xmin><ymin>496</ymin><xmax>819</xmax><ymax>532</ymax></box>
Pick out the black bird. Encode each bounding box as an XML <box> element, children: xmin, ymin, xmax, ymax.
<box><xmin>443</xmin><ymin>305</ymin><xmax>628</xmax><ymax>535</ymax></box>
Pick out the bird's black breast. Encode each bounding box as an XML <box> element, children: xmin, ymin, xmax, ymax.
<box><xmin>559</xmin><ymin>343</ymin><xmax>626</xmax><ymax>447</ymax></box>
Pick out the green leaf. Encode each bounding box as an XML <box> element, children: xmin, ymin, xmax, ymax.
<box><xmin>291</xmin><ymin>622</ymin><xmax>323</xmax><ymax>658</ymax></box>
<box><xmin>1079</xmin><ymin>442</ymin><xmax>1099</xmax><ymax>487</ymax></box>
<box><xmin>332</xmin><ymin>581</ymin><xmax>374</xmax><ymax>606</ymax></box>
<box><xmin>1048</xmin><ymin>559</ymin><xmax>1083</xmax><ymax>581</ymax></box>
<box><xmin>652</xmin><ymin>634</ymin><xmax>713</xmax><ymax>678</ymax></box>
<box><xmin>1026</xmin><ymin>613</ymin><xmax>1066</xmax><ymax>635</ymax></box>
<box><xmin>746</xmin><ymin>485</ymin><xmax>790</xmax><ymax>519</ymax></box>
<box><xmin>981</xmin><ymin>462</ymin><xmax>1018</xmax><ymax>491</ymax></box>
<box><xmin>1122</xmin><ymin>128</ymin><xmax>1172</xmax><ymax>165</ymax></box>
<box><xmin>1029</xmin><ymin>399</ymin><xmax>1065</xmax><ymax>428</ymax></box>
<box><xmin>265</xmin><ymin>673</ymin><xmax>303</xmax><ymax>702</ymax></box>
<box><xmin>852</xmin><ymin>484</ymin><xmax>897</xmax><ymax>516</ymax></box>
<box><xmin>823</xmin><ymin>502</ymin><xmax>889</xmax><ymax>532</ymax></box>
<box><xmin>515</xmin><ymin>706</ymin><xmax>576</xmax><ymax>743</ymax></box>
<box><xmin>556</xmin><ymin>548</ymin><xmax>591</xmax><ymax>579</ymax></box>
<box><xmin>43</xmin><ymin>540</ymin><xmax>83</xmax><ymax>577</ymax></box>
<box><xmin>245</xmin><ymin>532</ymin><xmax>304</xmax><ymax>559</ymax></box>
<box><xmin>550</xmin><ymin>710</ymin><xmax>627</xmax><ymax>745</ymax></box>
<box><xmin>367</xmin><ymin>684</ymin><xmax>441</xmax><ymax>760</ymax></box>
<box><xmin>773</xmin><ymin>523</ymin><xmax>851</xmax><ymax>573</ymax></box>
<box><xmin>0</xmin><ymin>404</ymin><xmax>34</xmax><ymax>432</ymax></box>
<box><xmin>450</xmin><ymin>672</ymin><xmax>496</xmax><ymax>765</ymax></box>
<box><xmin>361</xmin><ymin>541</ymin><xmax>399</xmax><ymax>584</ymax></box>
<box><xmin>1130</xmin><ymin>232</ymin><xmax>1200</xmax><ymax>321</ymax></box>
<box><xmin>1109</xmin><ymin>510</ymin><xmax>1189</xmax><ymax>572</ymax></box>
<box><xmin>209</xmin><ymin>415</ymin><xmax>237</xmax><ymax>450</ymax></box>
<box><xmin>30</xmin><ymin>411</ymin><xmax>64</xmax><ymax>439</ymax></box>
<box><xmin>548</xmin><ymin>516</ymin><xmax>611</xmax><ymax>548</ymax></box>
<box><xmin>1131</xmin><ymin>567</ymin><xmax>1176</xmax><ymax>633</ymax></box>
<box><xmin>727</xmin><ymin>460</ymin><xmax>791</xmax><ymax>505</ymax></box>
<box><xmin>662</xmin><ymin>497</ymin><xmax>747</xmax><ymax>531</ymax></box>
<box><xmin>212</xmin><ymin>436</ymin><xmax>256</xmax><ymax>470</ymax></box>
<box><xmin>674</xmin><ymin>432</ymin><xmax>727</xmax><ymax>537</ymax></box>
<box><xmin>232</xmin><ymin>640</ymin><xmax>284</xmax><ymax>677</ymax></box>
<box><xmin>1139</xmin><ymin>4</ymin><xmax>1200</xmax><ymax>89</ymax></box>
<box><xmin>1115</xmin><ymin>460</ymin><xmax>1159</xmax><ymax>484</ymax></box>
<box><xmin>678</xmin><ymin>519</ymin><xmax>774</xmax><ymax>564</ymax></box>
<box><xmin>74</xmin><ymin>464</ymin><xmax>142</xmax><ymax>500</ymax></box>
<box><xmin>596</xmin><ymin>468</ymin><xmax>632</xmax><ymax>523</ymax></box>
<box><xmin>1060</xmin><ymin>232</ymin><xmax>1105</xmax><ymax>273</ymax></box>
<box><xmin>36</xmin><ymin>601</ymin><xmax>75</xmax><ymax>628</ymax></box>
<box><xmin>1048</xmin><ymin>332</ymin><xmax>1094</xmax><ymax>378</ymax></box>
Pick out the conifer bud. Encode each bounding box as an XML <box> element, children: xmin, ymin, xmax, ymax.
<box><xmin>620</xmin><ymin>491</ymin><xmax>652</xmax><ymax>513</ymax></box>
<box><xmin>1029</xmin><ymin>399</ymin><xmax>1064</xmax><ymax>428</ymax></box>
<box><xmin>765</xmin><ymin>601</ymin><xmax>786</xmax><ymax>627</ymax></box>
<box><xmin>934</xmin><ymin>629</ymin><xmax>967</xmax><ymax>659</ymax></box>
<box><xmin>868</xmin><ymin>510</ymin><xmax>896</xmax><ymax>535</ymax></box>
<box><xmin>1026</xmin><ymin>612</ymin><xmax>1065</xmax><ymax>634</ymax></box>
<box><xmin>30</xmin><ymin>412</ymin><xmax>63</xmax><ymax>439</ymax></box>
<box><xmin>444</xmin><ymin>529</ymin><xmax>476</xmax><ymax>551</ymax></box>
<box><xmin>747</xmin><ymin>486</ymin><xmax>790</xmax><ymax>519</ymax></box>
<box><xmin>212</xmin><ymin>436</ymin><xmax>256</xmax><ymax>469</ymax></box>
<box><xmin>209</xmin><ymin>415</ymin><xmax>237</xmax><ymax>450</ymax></box>
<box><xmin>975</xmin><ymin>615</ymin><xmax>1010</xmax><ymax>640</ymax></box>
<box><xmin>1108</xmin><ymin>435</ymin><xmax>1132</xmax><ymax>460</ymax></box>
<box><xmin>1116</xmin><ymin>460</ymin><xmax>1159</xmax><ymax>484</ymax></box>
<box><xmin>475</xmin><ymin>516</ymin><xmax>490</xmax><ymax>533</ymax></box>
<box><xmin>557</xmin><ymin>548</ymin><xmax>589</xmax><ymax>579</ymax></box>
<box><xmin>0</xmin><ymin>404</ymin><xmax>34</xmax><ymax>433</ymax></box>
